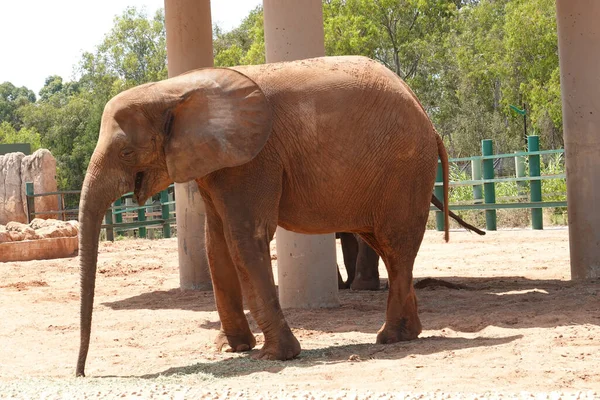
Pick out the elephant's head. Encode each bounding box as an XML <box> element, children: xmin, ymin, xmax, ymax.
<box><xmin>76</xmin><ymin>68</ymin><xmax>272</xmax><ymax>377</ymax></box>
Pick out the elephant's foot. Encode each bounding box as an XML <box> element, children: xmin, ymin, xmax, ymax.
<box><xmin>350</xmin><ymin>277</ymin><xmax>380</xmax><ymax>291</ymax></box>
<box><xmin>337</xmin><ymin>268</ymin><xmax>351</xmax><ymax>290</ymax></box>
<box><xmin>338</xmin><ymin>280</ymin><xmax>350</xmax><ymax>290</ymax></box>
<box><xmin>253</xmin><ymin>329</ymin><xmax>301</xmax><ymax>361</ymax></box>
<box><xmin>375</xmin><ymin>317</ymin><xmax>422</xmax><ymax>344</ymax></box>
<box><xmin>214</xmin><ymin>329</ymin><xmax>256</xmax><ymax>353</ymax></box>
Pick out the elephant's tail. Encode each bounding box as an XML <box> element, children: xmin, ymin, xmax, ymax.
<box><xmin>435</xmin><ymin>133</ymin><xmax>450</xmax><ymax>242</ymax></box>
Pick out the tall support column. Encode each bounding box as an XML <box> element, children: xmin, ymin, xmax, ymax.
<box><xmin>164</xmin><ymin>0</ymin><xmax>213</xmax><ymax>290</ymax></box>
<box><xmin>556</xmin><ymin>1</ymin><xmax>600</xmax><ymax>279</ymax></box>
<box><xmin>263</xmin><ymin>0</ymin><xmax>339</xmax><ymax>308</ymax></box>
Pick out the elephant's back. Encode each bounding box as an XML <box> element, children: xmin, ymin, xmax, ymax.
<box><xmin>232</xmin><ymin>56</ymin><xmax>439</xmax><ymax>231</ymax></box>
<box><xmin>231</xmin><ymin>56</ymin><xmax>407</xmax><ymax>104</ymax></box>
<box><xmin>230</xmin><ymin>56</ymin><xmax>435</xmax><ymax>144</ymax></box>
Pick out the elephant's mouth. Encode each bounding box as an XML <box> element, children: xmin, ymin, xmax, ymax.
<box><xmin>134</xmin><ymin>171</ymin><xmax>145</xmax><ymax>205</ymax></box>
<box><xmin>134</xmin><ymin>171</ymin><xmax>144</xmax><ymax>193</ymax></box>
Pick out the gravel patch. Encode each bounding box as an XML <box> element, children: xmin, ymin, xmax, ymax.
<box><xmin>0</xmin><ymin>379</ymin><xmax>598</xmax><ymax>400</ymax></box>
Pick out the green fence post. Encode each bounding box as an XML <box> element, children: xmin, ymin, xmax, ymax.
<box><xmin>57</xmin><ymin>194</ymin><xmax>64</xmax><ymax>221</ymax></box>
<box><xmin>25</xmin><ymin>182</ymin><xmax>35</xmax><ymax>223</ymax></box>
<box><xmin>161</xmin><ymin>190</ymin><xmax>171</xmax><ymax>238</ymax></box>
<box><xmin>528</xmin><ymin>135</ymin><xmax>543</xmax><ymax>229</ymax></box>
<box><xmin>138</xmin><ymin>200</ymin><xmax>147</xmax><ymax>239</ymax></box>
<box><xmin>482</xmin><ymin>139</ymin><xmax>497</xmax><ymax>231</ymax></box>
<box><xmin>434</xmin><ymin>160</ymin><xmax>445</xmax><ymax>231</ymax></box>
<box><xmin>104</xmin><ymin>205</ymin><xmax>114</xmax><ymax>242</ymax></box>
<box><xmin>515</xmin><ymin>153</ymin><xmax>527</xmax><ymax>195</ymax></box>
<box><xmin>471</xmin><ymin>159</ymin><xmax>483</xmax><ymax>204</ymax></box>
<box><xmin>114</xmin><ymin>198</ymin><xmax>123</xmax><ymax>235</ymax></box>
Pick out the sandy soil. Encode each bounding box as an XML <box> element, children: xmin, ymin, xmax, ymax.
<box><xmin>0</xmin><ymin>228</ymin><xmax>599</xmax><ymax>397</ymax></box>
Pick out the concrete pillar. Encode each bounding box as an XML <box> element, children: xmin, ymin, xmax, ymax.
<box><xmin>556</xmin><ymin>0</ymin><xmax>600</xmax><ymax>279</ymax></box>
<box><xmin>263</xmin><ymin>0</ymin><xmax>340</xmax><ymax>308</ymax></box>
<box><xmin>164</xmin><ymin>0</ymin><xmax>213</xmax><ymax>290</ymax></box>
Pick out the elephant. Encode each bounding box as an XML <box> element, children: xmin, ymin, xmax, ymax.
<box><xmin>76</xmin><ymin>55</ymin><xmax>452</xmax><ymax>377</ymax></box>
<box><xmin>337</xmin><ymin>195</ymin><xmax>485</xmax><ymax>290</ymax></box>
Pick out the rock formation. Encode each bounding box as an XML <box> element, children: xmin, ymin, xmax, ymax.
<box><xmin>0</xmin><ymin>152</ymin><xmax>26</xmax><ymax>224</ymax></box>
<box><xmin>0</xmin><ymin>149</ymin><xmax>59</xmax><ymax>224</ymax></box>
<box><xmin>21</xmin><ymin>149</ymin><xmax>58</xmax><ymax>220</ymax></box>
<box><xmin>0</xmin><ymin>218</ymin><xmax>79</xmax><ymax>243</ymax></box>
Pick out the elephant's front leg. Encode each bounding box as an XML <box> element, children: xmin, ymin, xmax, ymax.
<box><xmin>224</xmin><ymin>221</ymin><xmax>301</xmax><ymax>361</ymax></box>
<box><xmin>338</xmin><ymin>232</ymin><xmax>358</xmax><ymax>289</ymax></box>
<box><xmin>204</xmin><ymin>204</ymin><xmax>256</xmax><ymax>353</ymax></box>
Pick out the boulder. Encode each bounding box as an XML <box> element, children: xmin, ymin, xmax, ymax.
<box><xmin>0</xmin><ymin>219</ymin><xmax>79</xmax><ymax>243</ymax></box>
<box><xmin>35</xmin><ymin>221</ymin><xmax>78</xmax><ymax>239</ymax></box>
<box><xmin>21</xmin><ymin>149</ymin><xmax>58</xmax><ymax>220</ymax></box>
<box><xmin>8</xmin><ymin>231</ymin><xmax>25</xmax><ymax>241</ymax></box>
<box><xmin>0</xmin><ymin>225</ymin><xmax>10</xmax><ymax>242</ymax></box>
<box><xmin>0</xmin><ymin>152</ymin><xmax>26</xmax><ymax>224</ymax></box>
<box><xmin>0</xmin><ymin>217</ymin><xmax>80</xmax><ymax>261</ymax></box>
<box><xmin>30</xmin><ymin>218</ymin><xmax>57</xmax><ymax>229</ymax></box>
<box><xmin>5</xmin><ymin>221</ymin><xmax>39</xmax><ymax>240</ymax></box>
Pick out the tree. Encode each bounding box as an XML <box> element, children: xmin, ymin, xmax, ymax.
<box><xmin>78</xmin><ymin>6</ymin><xmax>167</xmax><ymax>97</ymax></box>
<box><xmin>213</xmin><ymin>6</ymin><xmax>265</xmax><ymax>67</ymax></box>
<box><xmin>38</xmin><ymin>75</ymin><xmax>80</xmax><ymax>104</ymax></box>
<box><xmin>0</xmin><ymin>121</ymin><xmax>41</xmax><ymax>151</ymax></box>
<box><xmin>0</xmin><ymin>82</ymin><xmax>36</xmax><ymax>130</ymax></box>
<box><xmin>323</xmin><ymin>0</ymin><xmax>379</xmax><ymax>59</ymax></box>
<box><xmin>503</xmin><ymin>0</ymin><xmax>561</xmax><ymax>148</ymax></box>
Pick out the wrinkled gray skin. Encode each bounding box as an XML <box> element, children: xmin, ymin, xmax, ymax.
<box><xmin>76</xmin><ymin>55</ymin><xmax>453</xmax><ymax>377</ymax></box>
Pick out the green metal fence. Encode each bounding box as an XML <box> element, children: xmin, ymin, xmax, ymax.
<box><xmin>25</xmin><ymin>183</ymin><xmax>176</xmax><ymax>240</ymax></box>
<box><xmin>24</xmin><ymin>135</ymin><xmax>566</xmax><ymax>240</ymax></box>
<box><xmin>432</xmin><ymin>135</ymin><xmax>567</xmax><ymax>231</ymax></box>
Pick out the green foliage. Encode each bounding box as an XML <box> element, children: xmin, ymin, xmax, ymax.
<box><xmin>448</xmin><ymin>166</ymin><xmax>473</xmax><ymax>203</ymax></box>
<box><xmin>540</xmin><ymin>153</ymin><xmax>566</xmax><ymax>201</ymax></box>
<box><xmin>323</xmin><ymin>0</ymin><xmax>380</xmax><ymax>59</ymax></box>
<box><xmin>0</xmin><ymin>121</ymin><xmax>41</xmax><ymax>151</ymax></box>
<box><xmin>503</xmin><ymin>0</ymin><xmax>561</xmax><ymax>149</ymax></box>
<box><xmin>0</xmin><ymin>82</ymin><xmax>36</xmax><ymax>130</ymax></box>
<box><xmin>213</xmin><ymin>6</ymin><xmax>265</xmax><ymax>67</ymax></box>
<box><xmin>82</xmin><ymin>7</ymin><xmax>168</xmax><ymax>91</ymax></box>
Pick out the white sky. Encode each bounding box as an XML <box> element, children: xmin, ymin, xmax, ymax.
<box><xmin>0</xmin><ymin>0</ymin><xmax>262</xmax><ymax>95</ymax></box>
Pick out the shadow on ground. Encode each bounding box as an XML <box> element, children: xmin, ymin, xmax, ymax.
<box><xmin>103</xmin><ymin>277</ymin><xmax>600</xmax><ymax>335</ymax></box>
<box><xmin>103</xmin><ymin>288</ymin><xmax>216</xmax><ymax>312</ymax></box>
<box><xmin>99</xmin><ymin>334</ymin><xmax>521</xmax><ymax>379</ymax></box>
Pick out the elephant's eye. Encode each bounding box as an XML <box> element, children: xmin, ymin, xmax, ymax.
<box><xmin>120</xmin><ymin>148</ymin><xmax>135</xmax><ymax>159</ymax></box>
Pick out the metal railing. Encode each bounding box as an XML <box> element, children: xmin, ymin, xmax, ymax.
<box><xmin>24</xmin><ymin>135</ymin><xmax>566</xmax><ymax>240</ymax></box>
<box><xmin>432</xmin><ymin>135</ymin><xmax>566</xmax><ymax>231</ymax></box>
<box><xmin>25</xmin><ymin>184</ymin><xmax>176</xmax><ymax>240</ymax></box>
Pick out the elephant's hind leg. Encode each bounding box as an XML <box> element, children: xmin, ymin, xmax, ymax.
<box><xmin>364</xmin><ymin>217</ymin><xmax>427</xmax><ymax>343</ymax></box>
<box><xmin>204</xmin><ymin>197</ymin><xmax>256</xmax><ymax>353</ymax></box>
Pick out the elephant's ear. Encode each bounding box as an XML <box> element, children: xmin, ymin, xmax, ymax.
<box><xmin>163</xmin><ymin>68</ymin><xmax>272</xmax><ymax>183</ymax></box>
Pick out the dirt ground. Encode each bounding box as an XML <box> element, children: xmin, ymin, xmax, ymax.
<box><xmin>1</xmin><ymin>228</ymin><xmax>599</xmax><ymax>397</ymax></box>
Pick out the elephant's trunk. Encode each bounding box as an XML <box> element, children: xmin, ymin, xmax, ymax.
<box><xmin>76</xmin><ymin>155</ymin><xmax>121</xmax><ymax>377</ymax></box>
